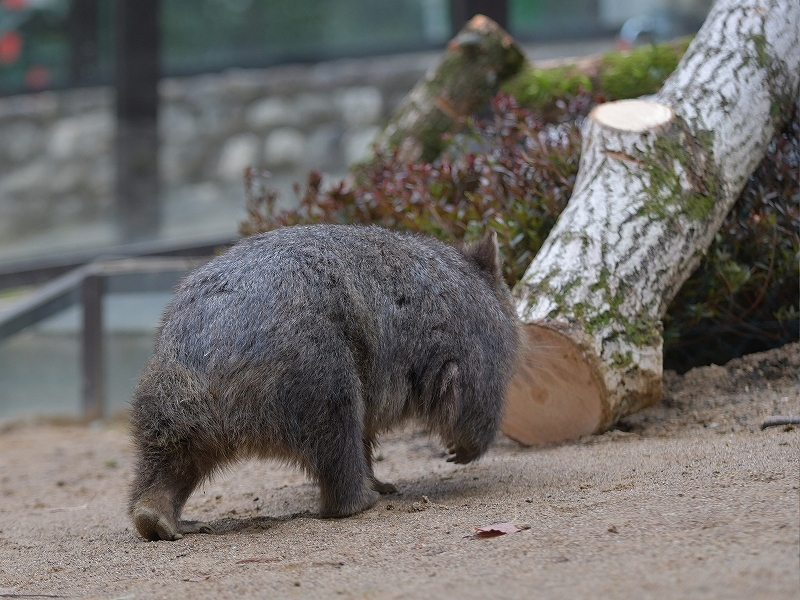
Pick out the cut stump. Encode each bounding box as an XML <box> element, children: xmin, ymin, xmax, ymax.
<box><xmin>372</xmin><ymin>14</ymin><xmax>526</xmax><ymax>163</ymax></box>
<box><xmin>502</xmin><ymin>324</ymin><xmax>605</xmax><ymax>445</ymax></box>
<box><xmin>501</xmin><ymin>0</ymin><xmax>800</xmax><ymax>445</ymax></box>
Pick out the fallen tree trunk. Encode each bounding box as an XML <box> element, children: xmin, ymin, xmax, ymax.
<box><xmin>502</xmin><ymin>0</ymin><xmax>800</xmax><ymax>445</ymax></box>
<box><xmin>372</xmin><ymin>15</ymin><xmax>526</xmax><ymax>163</ymax></box>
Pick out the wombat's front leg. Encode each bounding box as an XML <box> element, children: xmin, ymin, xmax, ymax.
<box><xmin>445</xmin><ymin>445</ymin><xmax>481</xmax><ymax>464</ymax></box>
<box><xmin>315</xmin><ymin>440</ymin><xmax>379</xmax><ymax>518</ymax></box>
<box><xmin>363</xmin><ymin>437</ymin><xmax>397</xmax><ymax>495</ymax></box>
<box><xmin>310</xmin><ymin>406</ymin><xmax>380</xmax><ymax>517</ymax></box>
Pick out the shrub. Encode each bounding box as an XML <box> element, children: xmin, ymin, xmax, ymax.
<box><xmin>241</xmin><ymin>94</ymin><xmax>798</xmax><ymax>372</ymax></box>
<box><xmin>662</xmin><ymin>107</ymin><xmax>799</xmax><ymax>371</ymax></box>
<box><xmin>500</xmin><ymin>65</ymin><xmax>594</xmax><ymax>120</ymax></box>
<box><xmin>242</xmin><ymin>93</ymin><xmax>588</xmax><ymax>287</ymax></box>
<box><xmin>599</xmin><ymin>38</ymin><xmax>691</xmax><ymax>100</ymax></box>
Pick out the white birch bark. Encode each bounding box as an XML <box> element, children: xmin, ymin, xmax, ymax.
<box><xmin>502</xmin><ymin>0</ymin><xmax>800</xmax><ymax>446</ymax></box>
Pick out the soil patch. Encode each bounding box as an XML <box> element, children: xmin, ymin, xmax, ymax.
<box><xmin>0</xmin><ymin>344</ymin><xmax>798</xmax><ymax>599</ymax></box>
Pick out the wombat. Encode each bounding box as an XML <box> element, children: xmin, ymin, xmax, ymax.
<box><xmin>128</xmin><ymin>224</ymin><xmax>520</xmax><ymax>541</ymax></box>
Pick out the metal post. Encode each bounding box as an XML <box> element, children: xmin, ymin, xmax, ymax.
<box><xmin>68</xmin><ymin>0</ymin><xmax>99</xmax><ymax>85</ymax></box>
<box><xmin>114</xmin><ymin>0</ymin><xmax>161</xmax><ymax>243</ymax></box>
<box><xmin>81</xmin><ymin>273</ymin><xmax>105</xmax><ymax>421</ymax></box>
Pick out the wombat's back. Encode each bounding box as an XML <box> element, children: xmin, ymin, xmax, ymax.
<box><xmin>154</xmin><ymin>225</ymin><xmax>517</xmax><ymax>427</ymax></box>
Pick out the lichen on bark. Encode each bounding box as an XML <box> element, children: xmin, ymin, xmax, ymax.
<box><xmin>633</xmin><ymin>122</ymin><xmax>719</xmax><ymax>223</ymax></box>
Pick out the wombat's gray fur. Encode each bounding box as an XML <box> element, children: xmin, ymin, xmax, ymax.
<box><xmin>128</xmin><ymin>224</ymin><xmax>520</xmax><ymax>541</ymax></box>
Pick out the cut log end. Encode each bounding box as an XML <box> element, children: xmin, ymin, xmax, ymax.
<box><xmin>590</xmin><ymin>99</ymin><xmax>674</xmax><ymax>133</ymax></box>
<box><xmin>501</xmin><ymin>323</ymin><xmax>607</xmax><ymax>446</ymax></box>
<box><xmin>467</xmin><ymin>14</ymin><xmax>491</xmax><ymax>29</ymax></box>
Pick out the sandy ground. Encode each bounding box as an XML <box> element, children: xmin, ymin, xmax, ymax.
<box><xmin>0</xmin><ymin>343</ymin><xmax>798</xmax><ymax>599</ymax></box>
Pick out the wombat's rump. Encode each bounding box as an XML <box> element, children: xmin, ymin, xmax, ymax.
<box><xmin>128</xmin><ymin>224</ymin><xmax>519</xmax><ymax>540</ymax></box>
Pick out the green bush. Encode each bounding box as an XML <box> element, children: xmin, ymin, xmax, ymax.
<box><xmin>241</xmin><ymin>94</ymin><xmax>586</xmax><ymax>288</ymax></box>
<box><xmin>501</xmin><ymin>66</ymin><xmax>594</xmax><ymax>119</ymax></box>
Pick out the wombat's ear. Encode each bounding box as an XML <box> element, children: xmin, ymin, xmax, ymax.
<box><xmin>460</xmin><ymin>229</ymin><xmax>503</xmax><ymax>285</ymax></box>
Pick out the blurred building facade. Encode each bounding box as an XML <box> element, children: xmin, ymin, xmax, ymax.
<box><xmin>0</xmin><ymin>0</ymin><xmax>712</xmax><ymax>263</ymax></box>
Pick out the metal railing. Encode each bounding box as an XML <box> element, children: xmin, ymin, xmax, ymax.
<box><xmin>0</xmin><ymin>234</ymin><xmax>235</xmax><ymax>290</ymax></box>
<box><xmin>0</xmin><ymin>237</ymin><xmax>237</xmax><ymax>420</ymax></box>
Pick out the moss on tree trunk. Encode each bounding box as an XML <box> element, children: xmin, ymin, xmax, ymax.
<box><xmin>373</xmin><ymin>15</ymin><xmax>526</xmax><ymax>163</ymax></box>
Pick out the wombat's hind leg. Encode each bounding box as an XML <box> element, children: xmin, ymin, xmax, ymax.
<box><xmin>316</xmin><ymin>438</ymin><xmax>379</xmax><ymax>517</ymax></box>
<box><xmin>129</xmin><ymin>456</ymin><xmax>211</xmax><ymax>541</ymax></box>
<box><xmin>179</xmin><ymin>520</ymin><xmax>214</xmax><ymax>534</ymax></box>
<box><xmin>132</xmin><ymin>508</ymin><xmax>213</xmax><ymax>541</ymax></box>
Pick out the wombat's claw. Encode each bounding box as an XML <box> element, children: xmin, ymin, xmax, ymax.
<box><xmin>371</xmin><ymin>479</ymin><xmax>398</xmax><ymax>495</ymax></box>
<box><xmin>133</xmin><ymin>507</ymin><xmax>183</xmax><ymax>541</ymax></box>
<box><xmin>446</xmin><ymin>449</ymin><xmax>479</xmax><ymax>464</ymax></box>
<box><xmin>178</xmin><ymin>520</ymin><xmax>214</xmax><ymax>535</ymax></box>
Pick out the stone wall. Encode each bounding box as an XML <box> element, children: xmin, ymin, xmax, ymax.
<box><xmin>0</xmin><ymin>51</ymin><xmax>436</xmax><ymax>254</ymax></box>
<box><xmin>0</xmin><ymin>89</ymin><xmax>114</xmax><ymax>240</ymax></box>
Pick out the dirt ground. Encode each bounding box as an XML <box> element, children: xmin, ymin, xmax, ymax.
<box><xmin>0</xmin><ymin>343</ymin><xmax>798</xmax><ymax>599</ymax></box>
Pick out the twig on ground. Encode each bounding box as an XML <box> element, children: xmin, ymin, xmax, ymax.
<box><xmin>0</xmin><ymin>593</ymin><xmax>66</xmax><ymax>598</ymax></box>
<box><xmin>761</xmin><ymin>416</ymin><xmax>800</xmax><ymax>430</ymax></box>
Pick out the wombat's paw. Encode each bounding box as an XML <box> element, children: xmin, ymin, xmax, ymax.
<box><xmin>320</xmin><ymin>489</ymin><xmax>379</xmax><ymax>518</ymax></box>
<box><xmin>179</xmin><ymin>520</ymin><xmax>214</xmax><ymax>535</ymax></box>
<box><xmin>446</xmin><ymin>447</ymin><xmax>480</xmax><ymax>464</ymax></box>
<box><xmin>371</xmin><ymin>478</ymin><xmax>398</xmax><ymax>495</ymax></box>
<box><xmin>133</xmin><ymin>507</ymin><xmax>182</xmax><ymax>541</ymax></box>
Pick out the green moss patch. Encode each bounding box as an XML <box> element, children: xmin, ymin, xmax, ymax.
<box><xmin>502</xmin><ymin>37</ymin><xmax>692</xmax><ymax>117</ymax></box>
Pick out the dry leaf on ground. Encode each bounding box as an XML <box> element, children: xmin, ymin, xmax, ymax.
<box><xmin>473</xmin><ymin>522</ymin><xmax>531</xmax><ymax>538</ymax></box>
